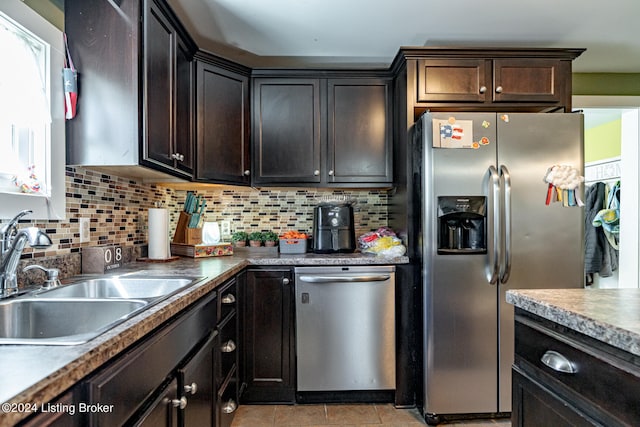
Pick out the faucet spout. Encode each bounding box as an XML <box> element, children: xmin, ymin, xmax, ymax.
<box><xmin>0</xmin><ymin>211</ymin><xmax>53</xmax><ymax>298</ymax></box>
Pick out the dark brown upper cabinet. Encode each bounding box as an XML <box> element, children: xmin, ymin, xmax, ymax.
<box><xmin>252</xmin><ymin>75</ymin><xmax>392</xmax><ymax>187</ymax></box>
<box><xmin>65</xmin><ymin>0</ymin><xmax>197</xmax><ymax>180</ymax></box>
<box><xmin>403</xmin><ymin>48</ymin><xmax>584</xmax><ymax>113</ymax></box>
<box><xmin>143</xmin><ymin>1</ymin><xmax>194</xmax><ymax>177</ymax></box>
<box><xmin>252</xmin><ymin>78</ymin><xmax>323</xmax><ymax>185</ymax></box>
<box><xmin>195</xmin><ymin>55</ymin><xmax>251</xmax><ymax>185</ymax></box>
<box><xmin>327</xmin><ymin>79</ymin><xmax>392</xmax><ymax>184</ymax></box>
<box><xmin>417</xmin><ymin>57</ymin><xmax>567</xmax><ymax>107</ymax></box>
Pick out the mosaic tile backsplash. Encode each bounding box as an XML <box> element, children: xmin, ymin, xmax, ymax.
<box><xmin>2</xmin><ymin>167</ymin><xmax>389</xmax><ymax>284</ymax></box>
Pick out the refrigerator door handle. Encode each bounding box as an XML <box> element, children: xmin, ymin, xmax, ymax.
<box><xmin>499</xmin><ymin>165</ymin><xmax>512</xmax><ymax>284</ymax></box>
<box><xmin>486</xmin><ymin>166</ymin><xmax>500</xmax><ymax>284</ymax></box>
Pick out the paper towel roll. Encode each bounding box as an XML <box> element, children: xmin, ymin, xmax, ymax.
<box><xmin>148</xmin><ymin>208</ymin><xmax>170</xmax><ymax>259</ymax></box>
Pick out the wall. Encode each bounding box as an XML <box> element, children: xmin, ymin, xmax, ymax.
<box><xmin>584</xmin><ymin>118</ymin><xmax>622</xmax><ymax>163</ymax></box>
<box><xmin>3</xmin><ymin>167</ymin><xmax>389</xmax><ymax>284</ymax></box>
<box><xmin>573</xmin><ymin>73</ymin><xmax>640</xmax><ymax>96</ymax></box>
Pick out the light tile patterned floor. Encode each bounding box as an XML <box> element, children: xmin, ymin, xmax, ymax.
<box><xmin>231</xmin><ymin>404</ymin><xmax>512</xmax><ymax>426</ymax></box>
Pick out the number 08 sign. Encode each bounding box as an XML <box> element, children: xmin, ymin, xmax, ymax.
<box><xmin>81</xmin><ymin>246</ymin><xmax>123</xmax><ymax>274</ymax></box>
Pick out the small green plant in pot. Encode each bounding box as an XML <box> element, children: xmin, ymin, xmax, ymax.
<box><xmin>248</xmin><ymin>231</ymin><xmax>264</xmax><ymax>247</ymax></box>
<box><xmin>263</xmin><ymin>231</ymin><xmax>279</xmax><ymax>247</ymax></box>
<box><xmin>231</xmin><ymin>231</ymin><xmax>248</xmax><ymax>247</ymax></box>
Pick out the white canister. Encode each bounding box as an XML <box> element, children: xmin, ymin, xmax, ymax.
<box><xmin>202</xmin><ymin>222</ymin><xmax>221</xmax><ymax>244</ymax></box>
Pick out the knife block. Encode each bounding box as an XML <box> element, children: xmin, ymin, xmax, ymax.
<box><xmin>172</xmin><ymin>212</ymin><xmax>202</xmax><ymax>245</ymax></box>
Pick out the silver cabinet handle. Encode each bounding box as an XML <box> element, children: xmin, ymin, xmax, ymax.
<box><xmin>171</xmin><ymin>153</ymin><xmax>185</xmax><ymax>161</ymax></box>
<box><xmin>499</xmin><ymin>165</ymin><xmax>512</xmax><ymax>284</ymax></box>
<box><xmin>495</xmin><ymin>86</ymin><xmax>503</xmax><ymax>94</ymax></box>
<box><xmin>244</xmin><ymin>170</ymin><xmax>250</xmax><ymax>176</ymax></box>
<box><xmin>221</xmin><ymin>340</ymin><xmax>236</xmax><ymax>353</ymax></box>
<box><xmin>299</xmin><ymin>275</ymin><xmax>390</xmax><ymax>283</ymax></box>
<box><xmin>282</xmin><ymin>278</ymin><xmax>290</xmax><ymax>285</ymax></box>
<box><xmin>184</xmin><ymin>382</ymin><xmax>197</xmax><ymax>395</ymax></box>
<box><xmin>222</xmin><ymin>399</ymin><xmax>237</xmax><ymax>414</ymax></box>
<box><xmin>541</xmin><ymin>350</ymin><xmax>577</xmax><ymax>374</ymax></box>
<box><xmin>479</xmin><ymin>86</ymin><xmax>487</xmax><ymax>94</ymax></box>
<box><xmin>221</xmin><ymin>293</ymin><xmax>236</xmax><ymax>304</ymax></box>
<box><xmin>328</xmin><ymin>170</ymin><xmax>334</xmax><ymax>176</ymax></box>
<box><xmin>313</xmin><ymin>170</ymin><xmax>320</xmax><ymax>176</ymax></box>
<box><xmin>485</xmin><ymin>166</ymin><xmax>500</xmax><ymax>284</ymax></box>
<box><xmin>169</xmin><ymin>397</ymin><xmax>187</xmax><ymax>409</ymax></box>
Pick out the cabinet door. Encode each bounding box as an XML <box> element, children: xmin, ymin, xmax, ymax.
<box><xmin>493</xmin><ymin>59</ymin><xmax>564</xmax><ymax>103</ymax></box>
<box><xmin>417</xmin><ymin>59</ymin><xmax>488</xmax><ymax>103</ymax></box>
<box><xmin>175</xmin><ymin>38</ymin><xmax>194</xmax><ymax>175</ymax></box>
<box><xmin>241</xmin><ymin>268</ymin><xmax>295</xmax><ymax>403</ymax></box>
<box><xmin>143</xmin><ymin>1</ymin><xmax>175</xmax><ymax>170</ymax></box>
<box><xmin>133</xmin><ymin>378</ymin><xmax>179</xmax><ymax>427</ymax></box>
<box><xmin>179</xmin><ymin>332</ymin><xmax>217</xmax><ymax>427</ymax></box>
<box><xmin>327</xmin><ymin>79</ymin><xmax>392</xmax><ymax>184</ymax></box>
<box><xmin>512</xmin><ymin>368</ymin><xmax>597</xmax><ymax>427</ymax></box>
<box><xmin>252</xmin><ymin>79</ymin><xmax>322</xmax><ymax>184</ymax></box>
<box><xmin>196</xmin><ymin>61</ymin><xmax>250</xmax><ymax>184</ymax></box>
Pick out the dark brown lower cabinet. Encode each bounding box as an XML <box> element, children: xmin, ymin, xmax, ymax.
<box><xmin>240</xmin><ymin>267</ymin><xmax>295</xmax><ymax>403</ymax></box>
<box><xmin>179</xmin><ymin>332</ymin><xmax>217</xmax><ymax>427</ymax></box>
<box><xmin>512</xmin><ymin>309</ymin><xmax>640</xmax><ymax>427</ymax></box>
<box><xmin>17</xmin><ymin>279</ymin><xmax>241</xmax><ymax>427</ymax></box>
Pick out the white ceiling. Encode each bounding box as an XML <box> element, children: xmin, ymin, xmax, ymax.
<box><xmin>168</xmin><ymin>0</ymin><xmax>640</xmax><ymax>72</ymax></box>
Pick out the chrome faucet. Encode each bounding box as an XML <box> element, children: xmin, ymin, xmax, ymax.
<box><xmin>0</xmin><ymin>210</ymin><xmax>53</xmax><ymax>298</ymax></box>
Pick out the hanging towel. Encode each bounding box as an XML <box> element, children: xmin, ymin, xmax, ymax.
<box><xmin>584</xmin><ymin>183</ymin><xmax>618</xmax><ymax>276</ymax></box>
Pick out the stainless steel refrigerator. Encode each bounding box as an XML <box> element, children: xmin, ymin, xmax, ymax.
<box><xmin>413</xmin><ymin>112</ymin><xmax>585</xmax><ymax>423</ymax></box>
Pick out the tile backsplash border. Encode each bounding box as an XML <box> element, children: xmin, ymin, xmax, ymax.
<box><xmin>2</xmin><ymin>167</ymin><xmax>389</xmax><ymax>285</ymax></box>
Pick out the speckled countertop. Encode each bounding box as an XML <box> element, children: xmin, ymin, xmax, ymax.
<box><xmin>0</xmin><ymin>253</ymin><xmax>407</xmax><ymax>425</ymax></box>
<box><xmin>507</xmin><ymin>288</ymin><xmax>640</xmax><ymax>357</ymax></box>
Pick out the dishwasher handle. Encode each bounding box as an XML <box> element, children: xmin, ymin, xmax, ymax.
<box><xmin>298</xmin><ymin>275</ymin><xmax>390</xmax><ymax>283</ymax></box>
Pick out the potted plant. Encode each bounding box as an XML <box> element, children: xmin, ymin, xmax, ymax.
<box><xmin>231</xmin><ymin>231</ymin><xmax>248</xmax><ymax>247</ymax></box>
<box><xmin>248</xmin><ymin>231</ymin><xmax>264</xmax><ymax>247</ymax></box>
<box><xmin>263</xmin><ymin>231</ymin><xmax>279</xmax><ymax>247</ymax></box>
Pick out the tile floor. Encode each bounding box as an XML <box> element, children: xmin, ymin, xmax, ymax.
<box><xmin>231</xmin><ymin>404</ymin><xmax>512</xmax><ymax>426</ymax></box>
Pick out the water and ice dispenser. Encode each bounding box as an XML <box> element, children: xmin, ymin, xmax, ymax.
<box><xmin>437</xmin><ymin>196</ymin><xmax>486</xmax><ymax>254</ymax></box>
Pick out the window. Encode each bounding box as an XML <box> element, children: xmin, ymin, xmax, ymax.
<box><xmin>0</xmin><ymin>0</ymin><xmax>65</xmax><ymax>220</ymax></box>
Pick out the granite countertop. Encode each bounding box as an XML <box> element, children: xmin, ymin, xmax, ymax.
<box><xmin>506</xmin><ymin>288</ymin><xmax>640</xmax><ymax>357</ymax></box>
<box><xmin>0</xmin><ymin>252</ymin><xmax>407</xmax><ymax>425</ymax></box>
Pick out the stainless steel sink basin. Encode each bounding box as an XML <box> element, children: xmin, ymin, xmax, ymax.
<box><xmin>0</xmin><ymin>298</ymin><xmax>148</xmax><ymax>345</ymax></box>
<box><xmin>38</xmin><ymin>276</ymin><xmax>201</xmax><ymax>301</ymax></box>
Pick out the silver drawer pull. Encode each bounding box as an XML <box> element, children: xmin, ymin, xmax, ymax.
<box><xmin>169</xmin><ymin>397</ymin><xmax>187</xmax><ymax>409</ymax></box>
<box><xmin>221</xmin><ymin>294</ymin><xmax>236</xmax><ymax>304</ymax></box>
<box><xmin>222</xmin><ymin>399</ymin><xmax>237</xmax><ymax>414</ymax></box>
<box><xmin>541</xmin><ymin>350</ymin><xmax>577</xmax><ymax>374</ymax></box>
<box><xmin>221</xmin><ymin>339</ymin><xmax>236</xmax><ymax>353</ymax></box>
<box><xmin>184</xmin><ymin>382</ymin><xmax>198</xmax><ymax>395</ymax></box>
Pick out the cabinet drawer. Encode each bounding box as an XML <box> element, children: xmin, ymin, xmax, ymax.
<box><xmin>86</xmin><ymin>293</ymin><xmax>217</xmax><ymax>426</ymax></box>
<box><xmin>217</xmin><ymin>311</ymin><xmax>238</xmax><ymax>389</ymax></box>
<box><xmin>515</xmin><ymin>316</ymin><xmax>640</xmax><ymax>425</ymax></box>
<box><xmin>218</xmin><ymin>278</ymin><xmax>237</xmax><ymax>323</ymax></box>
<box><xmin>217</xmin><ymin>366</ymin><xmax>239</xmax><ymax>427</ymax></box>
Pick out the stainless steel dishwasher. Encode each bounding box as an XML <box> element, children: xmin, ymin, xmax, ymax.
<box><xmin>294</xmin><ymin>266</ymin><xmax>396</xmax><ymax>393</ymax></box>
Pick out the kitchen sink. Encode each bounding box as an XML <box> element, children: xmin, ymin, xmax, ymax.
<box><xmin>0</xmin><ymin>298</ymin><xmax>148</xmax><ymax>345</ymax></box>
<box><xmin>37</xmin><ymin>276</ymin><xmax>202</xmax><ymax>302</ymax></box>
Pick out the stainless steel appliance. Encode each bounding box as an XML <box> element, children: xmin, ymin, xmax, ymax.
<box><xmin>311</xmin><ymin>203</ymin><xmax>356</xmax><ymax>253</ymax></box>
<box><xmin>294</xmin><ymin>266</ymin><xmax>396</xmax><ymax>397</ymax></box>
<box><xmin>413</xmin><ymin>113</ymin><xmax>584</xmax><ymax>423</ymax></box>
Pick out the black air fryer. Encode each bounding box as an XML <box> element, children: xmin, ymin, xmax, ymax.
<box><xmin>312</xmin><ymin>203</ymin><xmax>356</xmax><ymax>253</ymax></box>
